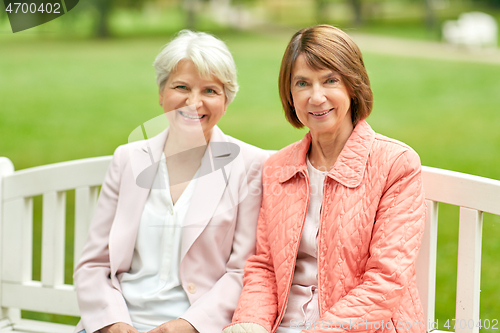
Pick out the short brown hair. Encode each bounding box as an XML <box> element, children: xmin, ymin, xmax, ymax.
<box><xmin>279</xmin><ymin>25</ymin><xmax>373</xmax><ymax>128</ymax></box>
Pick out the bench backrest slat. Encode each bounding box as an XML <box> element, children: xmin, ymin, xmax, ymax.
<box><xmin>3</xmin><ymin>281</ymin><xmax>79</xmax><ymax>316</ymax></box>
<box><xmin>2</xmin><ymin>157</ymin><xmax>111</xmax><ymax>201</ymax></box>
<box><xmin>74</xmin><ymin>186</ymin><xmax>99</xmax><ymax>269</ymax></box>
<box><xmin>422</xmin><ymin>166</ymin><xmax>500</xmax><ymax>215</ymax></box>
<box><xmin>455</xmin><ymin>207</ymin><xmax>482</xmax><ymax>333</ymax></box>
<box><xmin>2</xmin><ymin>197</ymin><xmax>33</xmax><ymax>283</ymax></box>
<box><xmin>41</xmin><ymin>191</ymin><xmax>66</xmax><ymax>287</ymax></box>
<box><xmin>415</xmin><ymin>200</ymin><xmax>438</xmax><ymax>327</ymax></box>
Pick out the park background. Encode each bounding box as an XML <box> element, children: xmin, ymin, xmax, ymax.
<box><xmin>1</xmin><ymin>0</ymin><xmax>500</xmax><ymax>331</ymax></box>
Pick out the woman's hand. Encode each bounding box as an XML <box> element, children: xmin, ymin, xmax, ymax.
<box><xmin>100</xmin><ymin>322</ymin><xmax>139</xmax><ymax>333</ymax></box>
<box><xmin>146</xmin><ymin>318</ymin><xmax>198</xmax><ymax>333</ymax></box>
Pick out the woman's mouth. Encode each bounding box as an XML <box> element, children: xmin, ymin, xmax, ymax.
<box><xmin>178</xmin><ymin>110</ymin><xmax>206</xmax><ymax>120</ymax></box>
<box><xmin>309</xmin><ymin>108</ymin><xmax>333</xmax><ymax>117</ymax></box>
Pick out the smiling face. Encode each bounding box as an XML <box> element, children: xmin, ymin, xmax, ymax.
<box><xmin>291</xmin><ymin>54</ymin><xmax>353</xmax><ymax>138</ymax></box>
<box><xmin>159</xmin><ymin>59</ymin><xmax>227</xmax><ymax>141</ymax></box>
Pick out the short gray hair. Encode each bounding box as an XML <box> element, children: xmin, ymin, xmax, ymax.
<box><xmin>153</xmin><ymin>30</ymin><xmax>239</xmax><ymax>104</ymax></box>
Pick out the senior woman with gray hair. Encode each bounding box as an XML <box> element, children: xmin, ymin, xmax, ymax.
<box><xmin>73</xmin><ymin>30</ymin><xmax>268</xmax><ymax>333</ymax></box>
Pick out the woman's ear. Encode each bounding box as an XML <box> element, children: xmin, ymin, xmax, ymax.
<box><xmin>159</xmin><ymin>89</ymin><xmax>164</xmax><ymax>106</ymax></box>
<box><xmin>223</xmin><ymin>95</ymin><xmax>229</xmax><ymax>114</ymax></box>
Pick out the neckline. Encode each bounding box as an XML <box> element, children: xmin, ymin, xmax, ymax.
<box><xmin>306</xmin><ymin>156</ymin><xmax>329</xmax><ymax>175</ymax></box>
<box><xmin>160</xmin><ymin>152</ymin><xmax>201</xmax><ymax>208</ymax></box>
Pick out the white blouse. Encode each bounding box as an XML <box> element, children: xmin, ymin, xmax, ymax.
<box><xmin>278</xmin><ymin>158</ymin><xmax>327</xmax><ymax>332</ymax></box>
<box><xmin>120</xmin><ymin>154</ymin><xmax>198</xmax><ymax>332</ymax></box>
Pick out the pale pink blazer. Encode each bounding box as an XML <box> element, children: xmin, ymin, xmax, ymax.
<box><xmin>74</xmin><ymin>125</ymin><xmax>268</xmax><ymax>333</ymax></box>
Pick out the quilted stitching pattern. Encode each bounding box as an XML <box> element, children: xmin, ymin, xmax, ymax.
<box><xmin>229</xmin><ymin>121</ymin><xmax>426</xmax><ymax>333</ymax></box>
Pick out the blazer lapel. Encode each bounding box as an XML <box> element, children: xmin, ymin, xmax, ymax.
<box><xmin>180</xmin><ymin>126</ymin><xmax>235</xmax><ymax>261</ymax></box>
<box><xmin>109</xmin><ymin>129</ymin><xmax>168</xmax><ymax>278</ymax></box>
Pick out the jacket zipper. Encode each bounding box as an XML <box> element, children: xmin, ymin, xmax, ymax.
<box><xmin>317</xmin><ymin>176</ymin><xmax>330</xmax><ymax>316</ymax></box>
<box><xmin>274</xmin><ymin>170</ymin><xmax>310</xmax><ymax>332</ymax></box>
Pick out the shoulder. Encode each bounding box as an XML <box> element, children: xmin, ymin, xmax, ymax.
<box><xmin>372</xmin><ymin>133</ymin><xmax>421</xmax><ymax>167</ymax></box>
<box><xmin>109</xmin><ymin>140</ymin><xmax>142</xmax><ymax>165</ymax></box>
<box><xmin>113</xmin><ymin>140</ymin><xmax>142</xmax><ymax>154</ymax></box>
<box><xmin>263</xmin><ymin>140</ymin><xmax>299</xmax><ymax>168</ymax></box>
<box><xmin>371</xmin><ymin>133</ymin><xmax>422</xmax><ymax>185</ymax></box>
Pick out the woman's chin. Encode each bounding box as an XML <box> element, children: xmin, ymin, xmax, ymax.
<box><xmin>171</xmin><ymin>121</ymin><xmax>213</xmax><ymax>145</ymax></box>
<box><xmin>307</xmin><ymin>122</ymin><xmax>338</xmax><ymax>134</ymax></box>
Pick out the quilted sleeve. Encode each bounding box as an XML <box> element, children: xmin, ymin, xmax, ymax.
<box><xmin>223</xmin><ymin>175</ymin><xmax>279</xmax><ymax>333</ymax></box>
<box><xmin>304</xmin><ymin>149</ymin><xmax>426</xmax><ymax>333</ymax></box>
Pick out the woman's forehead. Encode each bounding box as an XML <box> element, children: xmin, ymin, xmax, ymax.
<box><xmin>292</xmin><ymin>55</ymin><xmax>339</xmax><ymax>77</ymax></box>
<box><xmin>169</xmin><ymin>59</ymin><xmax>223</xmax><ymax>86</ymax></box>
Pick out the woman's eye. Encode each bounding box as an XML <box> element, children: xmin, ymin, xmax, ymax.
<box><xmin>326</xmin><ymin>78</ymin><xmax>338</xmax><ymax>84</ymax></box>
<box><xmin>175</xmin><ymin>85</ymin><xmax>187</xmax><ymax>90</ymax></box>
<box><xmin>297</xmin><ymin>81</ymin><xmax>307</xmax><ymax>87</ymax></box>
<box><xmin>206</xmin><ymin>88</ymin><xmax>216</xmax><ymax>94</ymax></box>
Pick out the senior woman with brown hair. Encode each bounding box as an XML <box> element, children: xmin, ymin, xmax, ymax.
<box><xmin>223</xmin><ymin>25</ymin><xmax>426</xmax><ymax>333</ymax></box>
<box><xmin>73</xmin><ymin>30</ymin><xmax>268</xmax><ymax>333</ymax></box>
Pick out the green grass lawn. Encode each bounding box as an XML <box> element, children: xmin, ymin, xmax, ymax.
<box><xmin>1</xmin><ymin>30</ymin><xmax>499</xmax><ymax>330</ymax></box>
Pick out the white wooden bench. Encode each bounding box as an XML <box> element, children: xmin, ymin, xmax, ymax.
<box><xmin>1</xmin><ymin>155</ymin><xmax>499</xmax><ymax>333</ymax></box>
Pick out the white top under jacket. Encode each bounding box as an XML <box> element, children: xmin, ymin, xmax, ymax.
<box><xmin>120</xmin><ymin>153</ymin><xmax>198</xmax><ymax>332</ymax></box>
<box><xmin>279</xmin><ymin>158</ymin><xmax>326</xmax><ymax>332</ymax></box>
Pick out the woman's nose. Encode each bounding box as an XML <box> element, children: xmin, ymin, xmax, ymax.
<box><xmin>309</xmin><ymin>86</ymin><xmax>326</xmax><ymax>105</ymax></box>
<box><xmin>187</xmin><ymin>91</ymin><xmax>203</xmax><ymax>109</ymax></box>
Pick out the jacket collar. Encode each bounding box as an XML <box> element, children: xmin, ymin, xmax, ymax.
<box><xmin>137</xmin><ymin>124</ymin><xmax>235</xmax><ymax>263</ymax></box>
<box><xmin>114</xmin><ymin>125</ymin><xmax>232</xmax><ymax>274</ymax></box>
<box><xmin>279</xmin><ymin>120</ymin><xmax>375</xmax><ymax>188</ymax></box>
<box><xmin>139</xmin><ymin>127</ymin><xmax>168</xmax><ymax>164</ymax></box>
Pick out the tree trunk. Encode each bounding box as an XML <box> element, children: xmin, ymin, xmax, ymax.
<box><xmin>185</xmin><ymin>0</ymin><xmax>197</xmax><ymax>30</ymax></box>
<box><xmin>95</xmin><ymin>0</ymin><xmax>113</xmax><ymax>38</ymax></box>
<box><xmin>316</xmin><ymin>0</ymin><xmax>328</xmax><ymax>23</ymax></box>
<box><xmin>350</xmin><ymin>0</ymin><xmax>363</xmax><ymax>26</ymax></box>
<box><xmin>424</xmin><ymin>0</ymin><xmax>435</xmax><ymax>30</ymax></box>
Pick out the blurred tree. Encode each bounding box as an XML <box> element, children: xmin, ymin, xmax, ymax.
<box><xmin>88</xmin><ymin>0</ymin><xmax>160</xmax><ymax>38</ymax></box>
<box><xmin>181</xmin><ymin>0</ymin><xmax>228</xmax><ymax>32</ymax></box>
<box><xmin>185</xmin><ymin>0</ymin><xmax>199</xmax><ymax>30</ymax></box>
<box><xmin>228</xmin><ymin>0</ymin><xmax>255</xmax><ymax>29</ymax></box>
<box><xmin>349</xmin><ymin>0</ymin><xmax>363</xmax><ymax>25</ymax></box>
<box><xmin>85</xmin><ymin>0</ymin><xmax>259</xmax><ymax>37</ymax></box>
<box><xmin>315</xmin><ymin>0</ymin><xmax>364</xmax><ymax>26</ymax></box>
<box><xmin>316</xmin><ymin>0</ymin><xmax>328</xmax><ymax>23</ymax></box>
<box><xmin>93</xmin><ymin>0</ymin><xmax>113</xmax><ymax>38</ymax></box>
<box><xmin>486</xmin><ymin>0</ymin><xmax>500</xmax><ymax>7</ymax></box>
<box><xmin>472</xmin><ymin>0</ymin><xmax>500</xmax><ymax>8</ymax></box>
<box><xmin>424</xmin><ymin>0</ymin><xmax>436</xmax><ymax>29</ymax></box>
<box><xmin>0</xmin><ymin>2</ymin><xmax>6</xmax><ymax>25</ymax></box>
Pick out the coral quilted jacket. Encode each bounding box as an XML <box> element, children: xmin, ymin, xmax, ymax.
<box><xmin>226</xmin><ymin>120</ymin><xmax>426</xmax><ymax>333</ymax></box>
